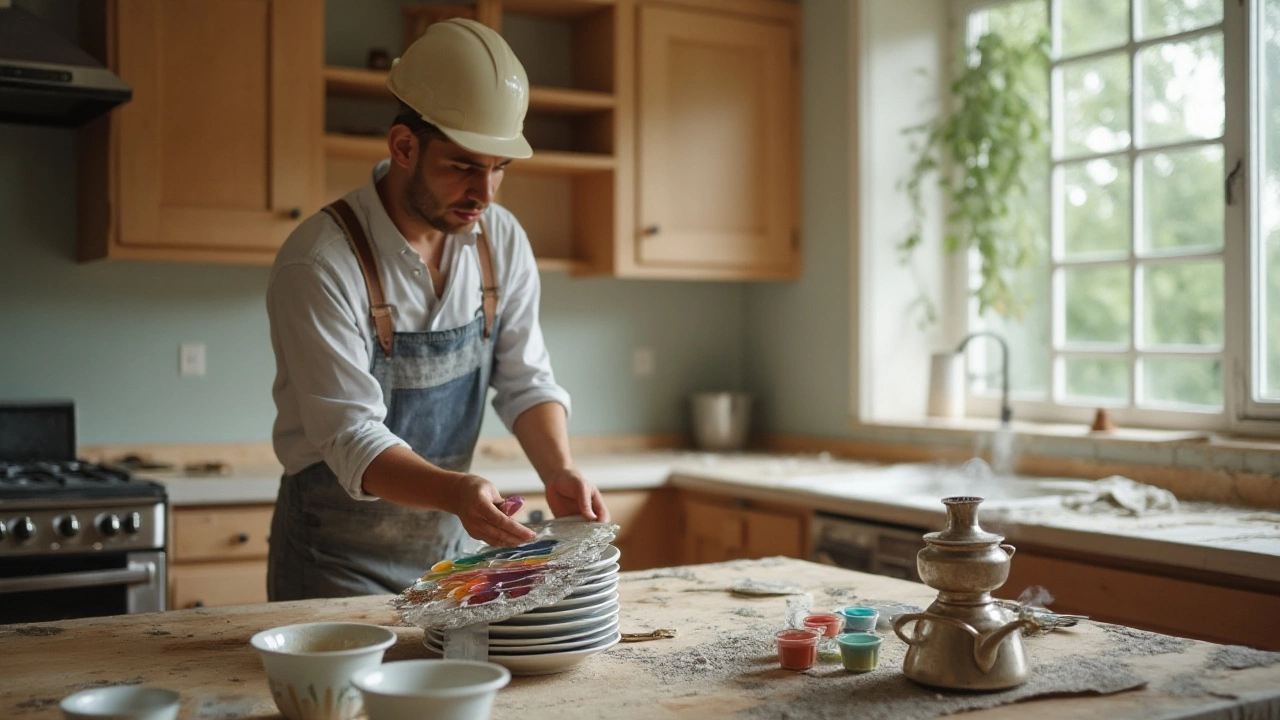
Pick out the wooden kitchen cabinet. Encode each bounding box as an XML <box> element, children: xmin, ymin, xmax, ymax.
<box><xmin>322</xmin><ymin>0</ymin><xmax>799</xmax><ymax>279</ymax></box>
<box><xmin>999</xmin><ymin>545</ymin><xmax>1280</xmax><ymax>650</ymax></box>
<box><xmin>510</xmin><ymin>488</ymin><xmax>680</xmax><ymax>571</ymax></box>
<box><xmin>630</xmin><ymin>0</ymin><xmax>800</xmax><ymax>280</ymax></box>
<box><xmin>168</xmin><ymin>505</ymin><xmax>274</xmax><ymax>609</ymax></box>
<box><xmin>78</xmin><ymin>0</ymin><xmax>324</xmax><ymax>264</ymax></box>
<box><xmin>680</xmin><ymin>493</ymin><xmax>810</xmax><ymax>564</ymax></box>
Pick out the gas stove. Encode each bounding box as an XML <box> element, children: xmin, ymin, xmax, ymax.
<box><xmin>0</xmin><ymin>401</ymin><xmax>168</xmax><ymax>622</ymax></box>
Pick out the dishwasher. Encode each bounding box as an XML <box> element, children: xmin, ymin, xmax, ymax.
<box><xmin>809</xmin><ymin>512</ymin><xmax>927</xmax><ymax>583</ymax></box>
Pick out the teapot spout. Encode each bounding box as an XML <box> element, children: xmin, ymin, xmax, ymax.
<box><xmin>974</xmin><ymin>619</ymin><xmax>1036</xmax><ymax>673</ymax></box>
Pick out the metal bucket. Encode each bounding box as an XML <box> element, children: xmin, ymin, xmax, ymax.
<box><xmin>689</xmin><ymin>392</ymin><xmax>753</xmax><ymax>452</ymax></box>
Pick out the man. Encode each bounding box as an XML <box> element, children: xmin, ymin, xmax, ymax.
<box><xmin>265</xmin><ymin>18</ymin><xmax>609</xmax><ymax>601</ymax></box>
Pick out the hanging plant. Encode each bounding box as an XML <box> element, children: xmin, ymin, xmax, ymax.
<box><xmin>900</xmin><ymin>31</ymin><xmax>1050</xmax><ymax>324</ymax></box>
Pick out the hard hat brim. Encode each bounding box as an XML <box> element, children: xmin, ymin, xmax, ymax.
<box><xmin>437</xmin><ymin>124</ymin><xmax>534</xmax><ymax>160</ymax></box>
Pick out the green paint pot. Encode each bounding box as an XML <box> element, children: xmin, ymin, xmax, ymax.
<box><xmin>837</xmin><ymin>632</ymin><xmax>883</xmax><ymax>673</ymax></box>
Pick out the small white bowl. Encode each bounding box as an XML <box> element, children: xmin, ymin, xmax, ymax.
<box><xmin>250</xmin><ymin>622</ymin><xmax>398</xmax><ymax>720</ymax></box>
<box><xmin>60</xmin><ymin>686</ymin><xmax>179</xmax><ymax>720</ymax></box>
<box><xmin>352</xmin><ymin>659</ymin><xmax>510</xmax><ymax>720</ymax></box>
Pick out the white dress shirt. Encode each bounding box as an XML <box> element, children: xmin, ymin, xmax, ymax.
<box><xmin>267</xmin><ymin>160</ymin><xmax>570</xmax><ymax>499</ymax></box>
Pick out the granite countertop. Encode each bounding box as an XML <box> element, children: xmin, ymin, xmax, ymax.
<box><xmin>140</xmin><ymin>451</ymin><xmax>1280</xmax><ymax>584</ymax></box>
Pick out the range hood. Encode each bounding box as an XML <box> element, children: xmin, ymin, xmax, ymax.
<box><xmin>0</xmin><ymin>2</ymin><xmax>131</xmax><ymax>128</ymax></box>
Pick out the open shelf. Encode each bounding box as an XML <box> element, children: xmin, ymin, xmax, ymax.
<box><xmin>324</xmin><ymin>133</ymin><xmax>614</xmax><ymax>172</ymax></box>
<box><xmin>323</xmin><ymin>66</ymin><xmax>614</xmax><ymax>115</ymax></box>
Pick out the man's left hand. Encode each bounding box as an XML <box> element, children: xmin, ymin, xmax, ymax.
<box><xmin>544</xmin><ymin>468</ymin><xmax>611</xmax><ymax>523</ymax></box>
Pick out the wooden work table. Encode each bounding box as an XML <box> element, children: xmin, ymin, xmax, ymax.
<box><xmin>3</xmin><ymin>558</ymin><xmax>1279</xmax><ymax>719</ymax></box>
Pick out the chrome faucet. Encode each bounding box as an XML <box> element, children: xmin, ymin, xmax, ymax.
<box><xmin>954</xmin><ymin>331</ymin><xmax>1012</xmax><ymax>426</ymax></box>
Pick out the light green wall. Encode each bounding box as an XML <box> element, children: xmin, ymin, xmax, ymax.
<box><xmin>744</xmin><ymin>0</ymin><xmax>853</xmax><ymax>435</ymax></box>
<box><xmin>0</xmin><ymin>0</ymin><xmax>748</xmax><ymax>446</ymax></box>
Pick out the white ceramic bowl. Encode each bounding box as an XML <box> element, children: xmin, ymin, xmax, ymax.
<box><xmin>250</xmin><ymin>622</ymin><xmax>398</xmax><ymax>720</ymax></box>
<box><xmin>60</xmin><ymin>686</ymin><xmax>179</xmax><ymax>720</ymax></box>
<box><xmin>352</xmin><ymin>660</ymin><xmax>510</xmax><ymax>720</ymax></box>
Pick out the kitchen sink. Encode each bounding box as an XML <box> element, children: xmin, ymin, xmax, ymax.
<box><xmin>785</xmin><ymin>462</ymin><xmax>1099</xmax><ymax>508</ymax></box>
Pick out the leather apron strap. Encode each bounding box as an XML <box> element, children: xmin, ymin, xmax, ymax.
<box><xmin>321</xmin><ymin>199</ymin><xmax>500</xmax><ymax>353</ymax></box>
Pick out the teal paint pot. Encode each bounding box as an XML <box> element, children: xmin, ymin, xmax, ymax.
<box><xmin>837</xmin><ymin>632</ymin><xmax>883</xmax><ymax>673</ymax></box>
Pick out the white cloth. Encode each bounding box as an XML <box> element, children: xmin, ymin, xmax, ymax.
<box><xmin>1063</xmin><ymin>476</ymin><xmax>1180</xmax><ymax>516</ymax></box>
<box><xmin>267</xmin><ymin>160</ymin><xmax>570</xmax><ymax>499</ymax></box>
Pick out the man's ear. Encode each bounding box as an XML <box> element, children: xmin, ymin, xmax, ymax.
<box><xmin>386</xmin><ymin>125</ymin><xmax>421</xmax><ymax>170</ymax></box>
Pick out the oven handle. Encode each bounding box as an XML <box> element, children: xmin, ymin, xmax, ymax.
<box><xmin>0</xmin><ymin>561</ymin><xmax>156</xmax><ymax>594</ymax></box>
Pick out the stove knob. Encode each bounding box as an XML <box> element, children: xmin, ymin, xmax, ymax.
<box><xmin>99</xmin><ymin>514</ymin><xmax>122</xmax><ymax>537</ymax></box>
<box><xmin>123</xmin><ymin>512</ymin><xmax>143</xmax><ymax>534</ymax></box>
<box><xmin>58</xmin><ymin>515</ymin><xmax>81</xmax><ymax>538</ymax></box>
<box><xmin>13</xmin><ymin>516</ymin><xmax>36</xmax><ymax>542</ymax></box>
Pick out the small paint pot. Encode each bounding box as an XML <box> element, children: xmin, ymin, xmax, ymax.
<box><xmin>802</xmin><ymin>613</ymin><xmax>844</xmax><ymax>638</ymax></box>
<box><xmin>837</xmin><ymin>632</ymin><xmax>883</xmax><ymax>673</ymax></box>
<box><xmin>836</xmin><ymin>605</ymin><xmax>879</xmax><ymax>633</ymax></box>
<box><xmin>775</xmin><ymin>628</ymin><xmax>822</xmax><ymax>671</ymax></box>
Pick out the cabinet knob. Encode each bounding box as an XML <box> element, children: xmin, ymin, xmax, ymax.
<box><xmin>288</xmin><ymin>207</ymin><xmax>302</xmax><ymax>220</ymax></box>
<box><xmin>236</xmin><ymin>533</ymin><xmax>250</xmax><ymax>544</ymax></box>
<box><xmin>642</xmin><ymin>224</ymin><xmax>660</xmax><ymax>236</ymax></box>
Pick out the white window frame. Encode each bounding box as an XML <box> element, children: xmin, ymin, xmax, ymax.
<box><xmin>949</xmin><ymin>0</ymin><xmax>1272</xmax><ymax>434</ymax></box>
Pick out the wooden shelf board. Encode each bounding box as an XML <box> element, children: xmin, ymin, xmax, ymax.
<box><xmin>325</xmin><ymin>134</ymin><xmax>614</xmax><ymax>172</ymax></box>
<box><xmin>535</xmin><ymin>257</ymin><xmax>585</xmax><ymax>273</ymax></box>
<box><xmin>324</xmin><ymin>66</ymin><xmax>392</xmax><ymax>100</ymax></box>
<box><xmin>324</xmin><ymin>66</ymin><xmax>613</xmax><ymax>115</ymax></box>
<box><xmin>502</xmin><ymin>0</ymin><xmax>614</xmax><ymax>20</ymax></box>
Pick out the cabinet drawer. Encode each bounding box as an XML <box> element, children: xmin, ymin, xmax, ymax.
<box><xmin>171</xmin><ymin>505</ymin><xmax>273</xmax><ymax>562</ymax></box>
<box><xmin>169</xmin><ymin>561</ymin><xmax>267</xmax><ymax>610</ymax></box>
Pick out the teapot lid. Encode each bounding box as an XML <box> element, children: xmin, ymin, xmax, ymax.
<box><xmin>923</xmin><ymin>496</ymin><xmax>1003</xmax><ymax>545</ymax></box>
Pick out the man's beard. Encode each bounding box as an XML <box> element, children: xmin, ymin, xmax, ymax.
<box><xmin>405</xmin><ymin>157</ymin><xmax>484</xmax><ymax>234</ymax></box>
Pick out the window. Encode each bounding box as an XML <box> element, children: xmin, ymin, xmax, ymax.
<box><xmin>956</xmin><ymin>0</ymin><xmax>1275</xmax><ymax>431</ymax></box>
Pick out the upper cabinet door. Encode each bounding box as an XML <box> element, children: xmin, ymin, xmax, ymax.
<box><xmin>636</xmin><ymin>4</ymin><xmax>798</xmax><ymax>279</ymax></box>
<box><xmin>107</xmin><ymin>0</ymin><xmax>322</xmax><ymax>258</ymax></box>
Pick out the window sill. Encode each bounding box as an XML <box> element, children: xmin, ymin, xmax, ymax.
<box><xmin>839</xmin><ymin>416</ymin><xmax>1280</xmax><ymax>485</ymax></box>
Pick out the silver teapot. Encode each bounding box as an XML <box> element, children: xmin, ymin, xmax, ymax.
<box><xmin>893</xmin><ymin>496</ymin><xmax>1037</xmax><ymax>691</ymax></box>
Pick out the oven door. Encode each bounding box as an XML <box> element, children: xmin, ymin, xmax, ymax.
<box><xmin>0</xmin><ymin>550</ymin><xmax>166</xmax><ymax>623</ymax></box>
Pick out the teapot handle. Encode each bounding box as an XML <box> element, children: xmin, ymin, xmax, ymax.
<box><xmin>1000</xmin><ymin>543</ymin><xmax>1016</xmax><ymax>558</ymax></box>
<box><xmin>893</xmin><ymin>612</ymin><xmax>980</xmax><ymax>647</ymax></box>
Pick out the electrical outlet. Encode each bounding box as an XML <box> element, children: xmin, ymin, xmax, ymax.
<box><xmin>633</xmin><ymin>346</ymin><xmax>655</xmax><ymax>378</ymax></box>
<box><xmin>179</xmin><ymin>343</ymin><xmax>206</xmax><ymax>377</ymax></box>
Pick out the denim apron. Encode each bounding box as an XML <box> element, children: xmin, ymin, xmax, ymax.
<box><xmin>268</xmin><ymin>199</ymin><xmax>499</xmax><ymax>600</ymax></box>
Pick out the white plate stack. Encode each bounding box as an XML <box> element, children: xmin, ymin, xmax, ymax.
<box><xmin>424</xmin><ymin>545</ymin><xmax>622</xmax><ymax>676</ymax></box>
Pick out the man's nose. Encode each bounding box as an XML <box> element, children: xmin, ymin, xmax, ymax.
<box><xmin>469</xmin><ymin>170</ymin><xmax>497</xmax><ymax>204</ymax></box>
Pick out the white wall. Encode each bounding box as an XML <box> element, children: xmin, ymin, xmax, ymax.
<box><xmin>856</xmin><ymin>0</ymin><xmax>952</xmax><ymax>422</ymax></box>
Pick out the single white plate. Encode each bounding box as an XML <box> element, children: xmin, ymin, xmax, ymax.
<box><xmin>486</xmin><ymin>610</ymin><xmax>620</xmax><ymax>637</ymax></box>
<box><xmin>494</xmin><ymin>597</ymin><xmax>619</xmax><ymax>625</ymax></box>
<box><xmin>569</xmin><ymin>575</ymin><xmax>619</xmax><ymax>597</ymax></box>
<box><xmin>581</xmin><ymin>545</ymin><xmax>620</xmax><ymax>573</ymax></box>
<box><xmin>529</xmin><ymin>588</ymin><xmax>618</xmax><ymax>613</ymax></box>
<box><xmin>429</xmin><ymin>617</ymin><xmax>619</xmax><ymax>653</ymax></box>
<box><xmin>579</xmin><ymin>563</ymin><xmax>620</xmax><ymax>584</ymax></box>
<box><xmin>431</xmin><ymin>614</ymin><xmax>618</xmax><ymax>647</ymax></box>
<box><xmin>424</xmin><ymin>630</ymin><xmax>621</xmax><ymax>674</ymax></box>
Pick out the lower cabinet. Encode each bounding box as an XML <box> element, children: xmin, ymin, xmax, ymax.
<box><xmin>679</xmin><ymin>493</ymin><xmax>810</xmax><ymax>565</ymax></box>
<box><xmin>168</xmin><ymin>504</ymin><xmax>274</xmax><ymax>610</ymax></box>
<box><xmin>999</xmin><ymin>545</ymin><xmax>1280</xmax><ymax>651</ymax></box>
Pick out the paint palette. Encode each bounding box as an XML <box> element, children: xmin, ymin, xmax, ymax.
<box><xmin>392</xmin><ymin>516</ymin><xmax>619</xmax><ymax>631</ymax></box>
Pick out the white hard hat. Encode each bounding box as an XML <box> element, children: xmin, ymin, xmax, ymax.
<box><xmin>388</xmin><ymin>18</ymin><xmax>533</xmax><ymax>159</ymax></box>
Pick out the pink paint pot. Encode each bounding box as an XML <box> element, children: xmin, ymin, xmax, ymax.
<box><xmin>803</xmin><ymin>613</ymin><xmax>844</xmax><ymax>638</ymax></box>
<box><xmin>775</xmin><ymin>628</ymin><xmax>822</xmax><ymax>671</ymax></box>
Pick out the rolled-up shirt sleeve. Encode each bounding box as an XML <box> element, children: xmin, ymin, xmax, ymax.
<box><xmin>488</xmin><ymin>219</ymin><xmax>572</xmax><ymax>430</ymax></box>
<box><xmin>268</xmin><ymin>257</ymin><xmax>408</xmax><ymax>499</ymax></box>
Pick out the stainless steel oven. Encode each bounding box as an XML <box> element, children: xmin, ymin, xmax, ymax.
<box><xmin>0</xmin><ymin>402</ymin><xmax>168</xmax><ymax>623</ymax></box>
<box><xmin>810</xmin><ymin>512</ymin><xmax>926</xmax><ymax>583</ymax></box>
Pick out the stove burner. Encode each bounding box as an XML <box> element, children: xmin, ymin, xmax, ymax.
<box><xmin>1</xmin><ymin>460</ymin><xmax>131</xmax><ymax>487</ymax></box>
<box><xmin>0</xmin><ymin>460</ymin><xmax>165</xmax><ymax>503</ymax></box>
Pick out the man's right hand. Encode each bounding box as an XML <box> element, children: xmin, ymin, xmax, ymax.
<box><xmin>451</xmin><ymin>474</ymin><xmax>537</xmax><ymax>547</ymax></box>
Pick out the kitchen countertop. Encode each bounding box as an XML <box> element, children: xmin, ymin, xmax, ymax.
<box><xmin>4</xmin><ymin>557</ymin><xmax>1279</xmax><ymax>720</ymax></box>
<box><xmin>142</xmin><ymin>451</ymin><xmax>1280</xmax><ymax>584</ymax></box>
